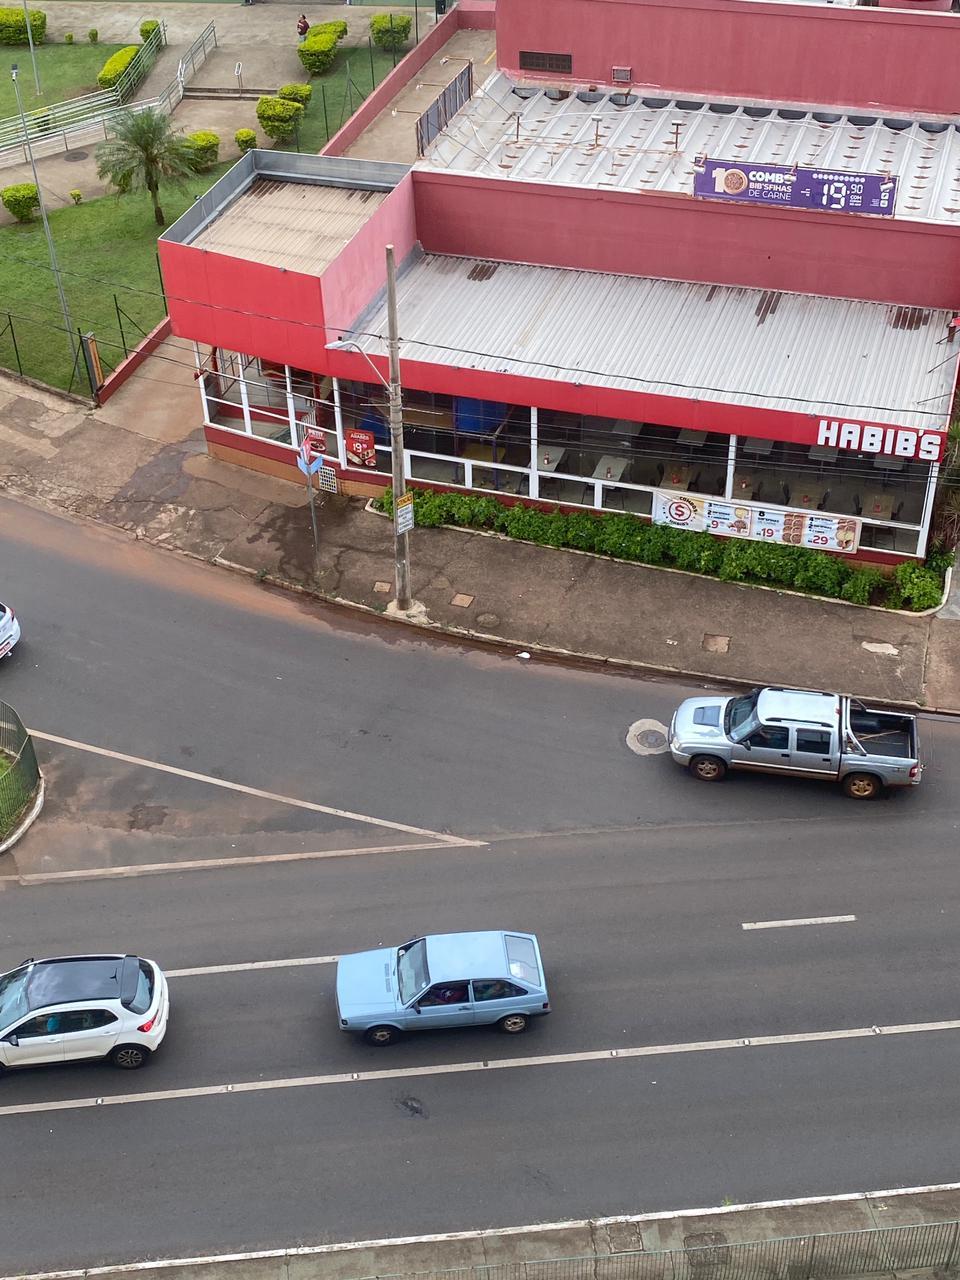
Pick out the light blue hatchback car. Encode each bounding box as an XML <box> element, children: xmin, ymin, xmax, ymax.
<box><xmin>336</xmin><ymin>930</ymin><xmax>550</xmax><ymax>1046</ymax></box>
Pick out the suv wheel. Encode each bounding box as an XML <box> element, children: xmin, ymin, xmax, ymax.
<box><xmin>111</xmin><ymin>1044</ymin><xmax>148</xmax><ymax>1070</ymax></box>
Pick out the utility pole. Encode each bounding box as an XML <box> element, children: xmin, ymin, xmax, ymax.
<box><xmin>11</xmin><ymin>65</ymin><xmax>77</xmax><ymax>363</ymax></box>
<box><xmin>385</xmin><ymin>243</ymin><xmax>412</xmax><ymax>612</ymax></box>
<box><xmin>20</xmin><ymin>0</ymin><xmax>40</xmax><ymax>94</ymax></box>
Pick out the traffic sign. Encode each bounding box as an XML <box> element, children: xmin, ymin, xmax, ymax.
<box><xmin>297</xmin><ymin>452</ymin><xmax>324</xmax><ymax>477</ymax></box>
<box><xmin>395</xmin><ymin>491</ymin><xmax>415</xmax><ymax>534</ymax></box>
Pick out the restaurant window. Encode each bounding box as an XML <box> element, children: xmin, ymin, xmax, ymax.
<box><xmin>518</xmin><ymin>50</ymin><xmax>573</xmax><ymax>73</ymax></box>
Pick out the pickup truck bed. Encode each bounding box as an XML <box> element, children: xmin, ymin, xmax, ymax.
<box><xmin>848</xmin><ymin>709</ymin><xmax>915</xmax><ymax>760</ymax></box>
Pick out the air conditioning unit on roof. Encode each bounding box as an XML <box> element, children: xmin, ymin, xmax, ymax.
<box><xmin>611</xmin><ymin>66</ymin><xmax>632</xmax><ymax>83</ymax></box>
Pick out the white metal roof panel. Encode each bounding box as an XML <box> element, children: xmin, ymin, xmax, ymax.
<box><xmin>189</xmin><ymin>179</ymin><xmax>388</xmax><ymax>274</ymax></box>
<box><xmin>758</xmin><ymin>689</ymin><xmax>840</xmax><ymax>725</ymax></box>
<box><xmin>421</xmin><ymin>72</ymin><xmax>960</xmax><ymax>226</ymax></box>
<box><xmin>345</xmin><ymin>254</ymin><xmax>956</xmax><ymax>430</ymax></box>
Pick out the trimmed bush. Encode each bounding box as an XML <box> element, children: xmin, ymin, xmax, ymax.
<box><xmin>297</xmin><ymin>28</ymin><xmax>339</xmax><ymax>75</ymax></box>
<box><xmin>278</xmin><ymin>82</ymin><xmax>312</xmax><ymax>105</ymax></box>
<box><xmin>374</xmin><ymin>490</ymin><xmax>948</xmax><ymax>611</ymax></box>
<box><xmin>69</xmin><ymin>188</ymin><xmax>82</xmax><ymax>205</ymax></box>
<box><xmin>311</xmin><ymin>19</ymin><xmax>347</xmax><ymax>39</ymax></box>
<box><xmin>255</xmin><ymin>95</ymin><xmax>304</xmax><ymax>142</ymax></box>
<box><xmin>97</xmin><ymin>44</ymin><xmax>138</xmax><ymax>88</ymax></box>
<box><xmin>64</xmin><ymin>31</ymin><xmax>73</xmax><ymax>43</ymax></box>
<box><xmin>87</xmin><ymin>26</ymin><xmax>97</xmax><ymax>42</ymax></box>
<box><xmin>186</xmin><ymin>129</ymin><xmax>220</xmax><ymax>171</ymax></box>
<box><xmin>235</xmin><ymin>127</ymin><xmax>257</xmax><ymax>153</ymax></box>
<box><xmin>139</xmin><ymin>18</ymin><xmax>159</xmax><ymax>41</ymax></box>
<box><xmin>370</xmin><ymin>12</ymin><xmax>412</xmax><ymax>53</ymax></box>
<box><xmin>1</xmin><ymin>182</ymin><xmax>39</xmax><ymax>222</ymax></box>
<box><xmin>0</xmin><ymin>6</ymin><xmax>46</xmax><ymax>45</ymax></box>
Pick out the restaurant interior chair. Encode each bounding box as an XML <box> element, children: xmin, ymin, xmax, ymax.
<box><xmin>781</xmin><ymin>482</ymin><xmax>791</xmax><ymax>504</ymax></box>
<box><xmin>817</xmin><ymin>489</ymin><xmax>831</xmax><ymax>510</ymax></box>
<box><xmin>656</xmin><ymin>462</ymin><xmax>665</xmax><ymax>483</ymax></box>
<box><xmin>687</xmin><ymin>471</ymin><xmax>702</xmax><ymax>492</ymax></box>
<box><xmin>752</xmin><ymin>480</ymin><xmax>764</xmax><ymax>501</ymax></box>
<box><xmin>714</xmin><ymin>475</ymin><xmax>726</xmax><ymax>496</ymax></box>
<box><xmin>853</xmin><ymin>495</ymin><xmax>863</xmax><ymax>515</ymax></box>
<box><xmin>892</xmin><ymin>500</ymin><xmax>904</xmax><ymax>521</ymax></box>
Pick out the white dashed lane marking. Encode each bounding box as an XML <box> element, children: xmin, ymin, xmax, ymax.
<box><xmin>742</xmin><ymin>916</ymin><xmax>857</xmax><ymax>930</ymax></box>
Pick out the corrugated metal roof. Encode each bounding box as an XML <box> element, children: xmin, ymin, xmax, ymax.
<box><xmin>189</xmin><ymin>179</ymin><xmax>388</xmax><ymax>274</ymax></box>
<box><xmin>421</xmin><ymin>72</ymin><xmax>960</xmax><ymax>226</ymax></box>
<box><xmin>344</xmin><ymin>254</ymin><xmax>956</xmax><ymax>429</ymax></box>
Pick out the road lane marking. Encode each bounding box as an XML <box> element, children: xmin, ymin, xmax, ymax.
<box><xmin>27</xmin><ymin>729</ymin><xmax>483</xmax><ymax>847</ymax></box>
<box><xmin>9</xmin><ymin>1183</ymin><xmax>960</xmax><ymax>1280</ymax></box>
<box><xmin>742</xmin><ymin>915</ymin><xmax>857</xmax><ymax>930</ymax></box>
<box><xmin>2</xmin><ymin>1015</ymin><xmax>959</xmax><ymax>1118</ymax></box>
<box><xmin>0</xmin><ymin>841</ymin><xmax>464</xmax><ymax>885</ymax></box>
<box><xmin>166</xmin><ymin>955</ymin><xmax>338</xmax><ymax>977</ymax></box>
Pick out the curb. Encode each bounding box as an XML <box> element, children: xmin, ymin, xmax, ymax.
<box><xmin>0</xmin><ymin>773</ymin><xmax>45</xmax><ymax>856</ymax></box>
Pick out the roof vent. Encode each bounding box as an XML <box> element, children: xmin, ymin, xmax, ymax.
<box><xmin>611</xmin><ymin>65</ymin><xmax>632</xmax><ymax>83</ymax></box>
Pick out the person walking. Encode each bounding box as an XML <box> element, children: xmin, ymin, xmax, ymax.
<box><xmin>297</xmin><ymin>14</ymin><xmax>309</xmax><ymax>40</ymax></box>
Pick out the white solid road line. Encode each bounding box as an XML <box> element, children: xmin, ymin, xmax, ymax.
<box><xmin>166</xmin><ymin>955</ymin><xmax>338</xmax><ymax>977</ymax></box>
<box><xmin>2</xmin><ymin>1015</ymin><xmax>960</xmax><ymax>1119</ymax></box>
<box><xmin>9</xmin><ymin>1184</ymin><xmax>960</xmax><ymax>1280</ymax></box>
<box><xmin>28</xmin><ymin>729</ymin><xmax>483</xmax><ymax>847</ymax></box>
<box><xmin>0</xmin><ymin>841</ymin><xmax>463</xmax><ymax>886</ymax></box>
<box><xmin>742</xmin><ymin>915</ymin><xmax>857</xmax><ymax>930</ymax></box>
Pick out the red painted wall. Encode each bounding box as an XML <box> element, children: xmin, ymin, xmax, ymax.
<box><xmin>321</xmin><ymin>175</ymin><xmax>418</xmax><ymax>340</ymax></box>
<box><xmin>161</xmin><ymin>242</ymin><xmax>327</xmax><ymax>373</ymax></box>
<box><xmin>412</xmin><ymin>170</ymin><xmax>960</xmax><ymax>310</ymax></box>
<box><xmin>496</xmin><ymin>0</ymin><xmax>960</xmax><ymax>117</ymax></box>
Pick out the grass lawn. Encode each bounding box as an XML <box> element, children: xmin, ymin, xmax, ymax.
<box><xmin>0</xmin><ymin>43</ymin><xmax>127</xmax><ymax>117</ymax></box>
<box><xmin>281</xmin><ymin>44</ymin><xmax>400</xmax><ymax>152</ymax></box>
<box><xmin>0</xmin><ymin>160</ymin><xmax>235</xmax><ymax>392</ymax></box>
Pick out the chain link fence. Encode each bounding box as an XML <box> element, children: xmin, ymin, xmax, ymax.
<box><xmin>0</xmin><ymin>701</ymin><xmax>42</xmax><ymax>841</ymax></box>
<box><xmin>371</xmin><ymin>1221</ymin><xmax>960</xmax><ymax>1280</ymax></box>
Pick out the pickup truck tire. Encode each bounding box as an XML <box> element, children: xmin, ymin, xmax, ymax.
<box><xmin>689</xmin><ymin>755</ymin><xmax>727</xmax><ymax>782</ymax></box>
<box><xmin>843</xmin><ymin>772</ymin><xmax>883</xmax><ymax>800</ymax></box>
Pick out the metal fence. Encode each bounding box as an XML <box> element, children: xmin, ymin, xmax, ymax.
<box><xmin>373</xmin><ymin>1221</ymin><xmax>960</xmax><ymax>1280</ymax></box>
<box><xmin>0</xmin><ymin>702</ymin><xmax>41</xmax><ymax>840</ymax></box>
<box><xmin>416</xmin><ymin>62</ymin><xmax>474</xmax><ymax>157</ymax></box>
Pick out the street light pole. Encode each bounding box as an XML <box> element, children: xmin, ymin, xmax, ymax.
<box><xmin>385</xmin><ymin>243</ymin><xmax>412</xmax><ymax>612</ymax></box>
<box><xmin>20</xmin><ymin>0</ymin><xmax>40</xmax><ymax>95</ymax></box>
<box><xmin>11</xmin><ymin>65</ymin><xmax>77</xmax><ymax>362</ymax></box>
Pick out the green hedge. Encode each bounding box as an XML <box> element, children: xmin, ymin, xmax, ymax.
<box><xmin>377</xmin><ymin>489</ymin><xmax>952</xmax><ymax>612</ymax></box>
<box><xmin>186</xmin><ymin>129</ymin><xmax>220</xmax><ymax>171</ymax></box>
<box><xmin>1</xmin><ymin>182</ymin><xmax>39</xmax><ymax>222</ymax></box>
<box><xmin>97</xmin><ymin>44</ymin><xmax>138</xmax><ymax>89</ymax></box>
<box><xmin>255</xmin><ymin>95</ymin><xmax>304</xmax><ymax>142</ymax></box>
<box><xmin>370</xmin><ymin>13</ymin><xmax>412</xmax><ymax>52</ymax></box>
<box><xmin>278</xmin><ymin>82</ymin><xmax>313</xmax><ymax>105</ymax></box>
<box><xmin>235</xmin><ymin>127</ymin><xmax>257</xmax><ymax>153</ymax></box>
<box><xmin>0</xmin><ymin>7</ymin><xmax>45</xmax><ymax>45</ymax></box>
<box><xmin>297</xmin><ymin>28</ymin><xmax>339</xmax><ymax>75</ymax></box>
<box><xmin>139</xmin><ymin>18</ymin><xmax>159</xmax><ymax>41</ymax></box>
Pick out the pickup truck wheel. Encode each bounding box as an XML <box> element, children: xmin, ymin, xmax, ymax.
<box><xmin>843</xmin><ymin>772</ymin><xmax>882</xmax><ymax>800</ymax></box>
<box><xmin>689</xmin><ymin>755</ymin><xmax>727</xmax><ymax>782</ymax></box>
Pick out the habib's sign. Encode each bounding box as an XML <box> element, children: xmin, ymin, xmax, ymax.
<box><xmin>817</xmin><ymin>419</ymin><xmax>945</xmax><ymax>462</ymax></box>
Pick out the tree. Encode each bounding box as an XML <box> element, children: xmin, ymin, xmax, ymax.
<box><xmin>96</xmin><ymin>108</ymin><xmax>199</xmax><ymax>227</ymax></box>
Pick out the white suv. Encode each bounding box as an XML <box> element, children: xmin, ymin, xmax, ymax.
<box><xmin>0</xmin><ymin>601</ymin><xmax>20</xmax><ymax>660</ymax></box>
<box><xmin>0</xmin><ymin>954</ymin><xmax>169</xmax><ymax>1071</ymax></box>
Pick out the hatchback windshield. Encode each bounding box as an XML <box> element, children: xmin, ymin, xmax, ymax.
<box><xmin>397</xmin><ymin>939</ymin><xmax>429</xmax><ymax>1004</ymax></box>
<box><xmin>725</xmin><ymin>691</ymin><xmax>760</xmax><ymax>740</ymax></box>
<box><xmin>0</xmin><ymin>969</ymin><xmax>30</xmax><ymax>1032</ymax></box>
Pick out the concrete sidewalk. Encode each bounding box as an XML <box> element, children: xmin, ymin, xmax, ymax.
<box><xmin>9</xmin><ymin>1184</ymin><xmax>960</xmax><ymax>1280</ymax></box>
<box><xmin>1</xmin><ymin>350</ymin><xmax>958</xmax><ymax>711</ymax></box>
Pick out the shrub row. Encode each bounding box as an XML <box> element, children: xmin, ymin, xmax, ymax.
<box><xmin>97</xmin><ymin>44</ymin><xmax>138</xmax><ymax>88</ymax></box>
<box><xmin>186</xmin><ymin>129</ymin><xmax>219</xmax><ymax>171</ymax></box>
<box><xmin>278</xmin><ymin>82</ymin><xmax>312</xmax><ymax>105</ymax></box>
<box><xmin>0</xmin><ymin>7</ymin><xmax>45</xmax><ymax>46</ymax></box>
<box><xmin>1</xmin><ymin>182</ymin><xmax>39</xmax><ymax>222</ymax></box>
<box><xmin>377</xmin><ymin>489</ymin><xmax>952</xmax><ymax>612</ymax></box>
<box><xmin>235</xmin><ymin>127</ymin><xmax>257</xmax><ymax>153</ymax></box>
<box><xmin>256</xmin><ymin>94</ymin><xmax>303</xmax><ymax>142</ymax></box>
<box><xmin>297</xmin><ymin>19</ymin><xmax>347</xmax><ymax>75</ymax></box>
<box><xmin>370</xmin><ymin>13</ymin><xmax>411</xmax><ymax>53</ymax></box>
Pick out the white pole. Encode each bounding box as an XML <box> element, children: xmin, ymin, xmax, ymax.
<box><xmin>385</xmin><ymin>243</ymin><xmax>412</xmax><ymax>611</ymax></box>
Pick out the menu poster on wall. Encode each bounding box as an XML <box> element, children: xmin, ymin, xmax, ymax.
<box><xmin>693</xmin><ymin>157</ymin><xmax>898</xmax><ymax>217</ymax></box>
<box><xmin>654</xmin><ymin>493</ymin><xmax>861</xmax><ymax>553</ymax></box>
<box><xmin>345</xmin><ymin>428</ymin><xmax>377</xmax><ymax>468</ymax></box>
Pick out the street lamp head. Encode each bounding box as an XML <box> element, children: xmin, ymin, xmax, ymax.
<box><xmin>11</xmin><ymin>64</ymin><xmax>18</xmax><ymax>81</ymax></box>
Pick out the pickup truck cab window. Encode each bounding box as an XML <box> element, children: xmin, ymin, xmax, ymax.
<box><xmin>746</xmin><ymin>726</ymin><xmax>788</xmax><ymax>750</ymax></box>
<box><xmin>796</xmin><ymin>729</ymin><xmax>831</xmax><ymax>754</ymax></box>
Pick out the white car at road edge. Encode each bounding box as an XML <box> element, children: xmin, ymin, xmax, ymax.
<box><xmin>0</xmin><ymin>601</ymin><xmax>20</xmax><ymax>660</ymax></box>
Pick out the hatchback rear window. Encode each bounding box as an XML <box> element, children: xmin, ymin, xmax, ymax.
<box><xmin>124</xmin><ymin>961</ymin><xmax>154</xmax><ymax>1015</ymax></box>
<box><xmin>505</xmin><ymin>935</ymin><xmax>540</xmax><ymax>986</ymax></box>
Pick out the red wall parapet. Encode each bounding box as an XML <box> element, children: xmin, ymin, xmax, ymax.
<box><xmin>496</xmin><ymin>0</ymin><xmax>960</xmax><ymax>118</ymax></box>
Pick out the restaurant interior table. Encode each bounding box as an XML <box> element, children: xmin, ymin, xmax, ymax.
<box><xmin>662</xmin><ymin>462</ymin><xmax>694</xmax><ymax>491</ymax></box>
<box><xmin>592</xmin><ymin>455</ymin><xmax>629</xmax><ymax>482</ymax></box>
<box><xmin>537</xmin><ymin>446</ymin><xmax>566</xmax><ymax>473</ymax></box>
<box><xmin>865</xmin><ymin>491</ymin><xmax>894</xmax><ymax>521</ymax></box>
<box><xmin>732</xmin><ymin>471</ymin><xmax>764</xmax><ymax>500</ymax></box>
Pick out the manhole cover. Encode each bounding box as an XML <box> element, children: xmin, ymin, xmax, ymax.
<box><xmin>63</xmin><ymin>151</ymin><xmax>88</xmax><ymax>162</ymax></box>
<box><xmin>625</xmin><ymin>718</ymin><xmax>670</xmax><ymax>756</ymax></box>
<box><xmin>476</xmin><ymin>612</ymin><xmax>500</xmax><ymax>628</ymax></box>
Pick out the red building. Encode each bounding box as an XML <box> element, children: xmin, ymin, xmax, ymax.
<box><xmin>159</xmin><ymin>0</ymin><xmax>960</xmax><ymax>563</ymax></box>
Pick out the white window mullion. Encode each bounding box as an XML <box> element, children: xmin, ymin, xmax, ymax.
<box><xmin>725</xmin><ymin>434</ymin><xmax>737</xmax><ymax>499</ymax></box>
<box><xmin>284</xmin><ymin>364</ymin><xmax>297</xmax><ymax>448</ymax></box>
<box><xmin>529</xmin><ymin>406</ymin><xmax>539</xmax><ymax>500</ymax></box>
<box><xmin>332</xmin><ymin>378</ymin><xmax>346</xmax><ymax>467</ymax></box>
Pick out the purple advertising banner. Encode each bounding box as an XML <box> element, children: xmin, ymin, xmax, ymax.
<box><xmin>693</xmin><ymin>157</ymin><xmax>898</xmax><ymax>217</ymax></box>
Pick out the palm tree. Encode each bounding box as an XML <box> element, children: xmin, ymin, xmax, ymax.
<box><xmin>96</xmin><ymin>108</ymin><xmax>199</xmax><ymax>227</ymax></box>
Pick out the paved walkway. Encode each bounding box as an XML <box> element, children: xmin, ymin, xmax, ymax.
<box><xmin>1</xmin><ymin>350</ymin><xmax>958</xmax><ymax>711</ymax></box>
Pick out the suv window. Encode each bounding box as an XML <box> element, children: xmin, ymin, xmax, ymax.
<box><xmin>796</xmin><ymin>729</ymin><xmax>831</xmax><ymax>754</ymax></box>
<box><xmin>473</xmin><ymin>980</ymin><xmax>526</xmax><ymax>1002</ymax></box>
<box><xmin>60</xmin><ymin>1010</ymin><xmax>119</xmax><ymax>1034</ymax></box>
<box><xmin>127</xmin><ymin>962</ymin><xmax>154</xmax><ymax>1015</ymax></box>
<box><xmin>746</xmin><ymin>726</ymin><xmax>789</xmax><ymax>750</ymax></box>
<box><xmin>15</xmin><ymin>1014</ymin><xmax>63</xmax><ymax>1038</ymax></box>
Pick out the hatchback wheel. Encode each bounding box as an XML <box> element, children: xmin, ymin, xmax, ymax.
<box><xmin>111</xmin><ymin>1044</ymin><xmax>148</xmax><ymax>1070</ymax></box>
<box><xmin>365</xmin><ymin>1025</ymin><xmax>399</xmax><ymax>1046</ymax></box>
<box><xmin>498</xmin><ymin>1013</ymin><xmax>529</xmax><ymax>1035</ymax></box>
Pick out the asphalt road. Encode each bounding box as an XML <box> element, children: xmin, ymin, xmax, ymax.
<box><xmin>2</xmin><ymin>497</ymin><xmax>960</xmax><ymax>1273</ymax></box>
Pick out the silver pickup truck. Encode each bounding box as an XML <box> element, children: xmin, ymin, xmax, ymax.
<box><xmin>668</xmin><ymin>686</ymin><xmax>921</xmax><ymax>799</ymax></box>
